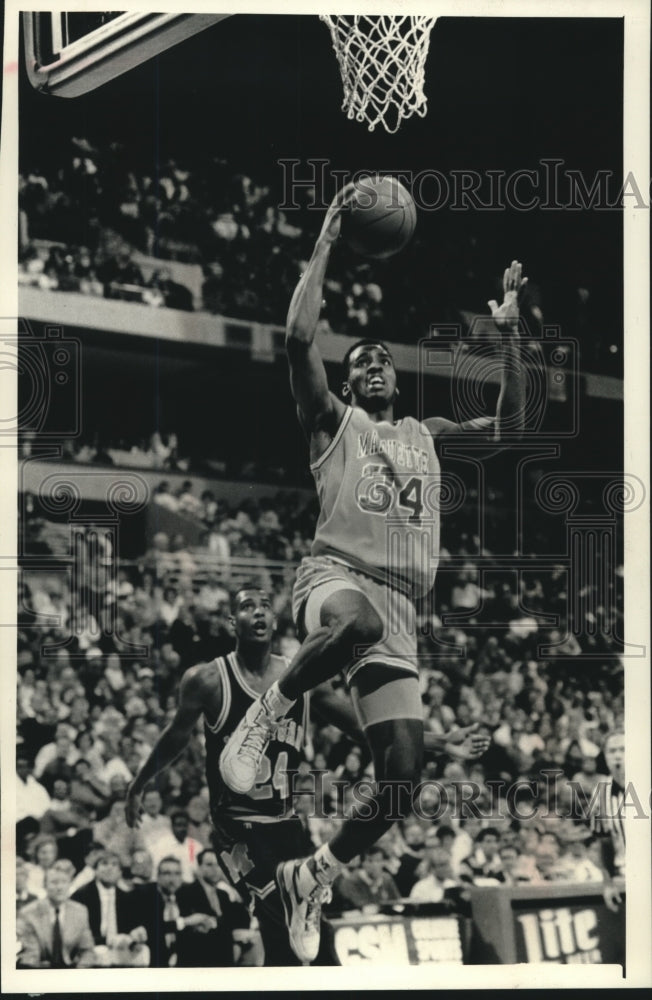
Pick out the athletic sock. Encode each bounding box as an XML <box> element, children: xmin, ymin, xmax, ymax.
<box><xmin>261</xmin><ymin>680</ymin><xmax>295</xmax><ymax>720</ymax></box>
<box><xmin>296</xmin><ymin>844</ymin><xmax>343</xmax><ymax>897</ymax></box>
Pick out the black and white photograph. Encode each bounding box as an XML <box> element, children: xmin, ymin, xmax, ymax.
<box><xmin>1</xmin><ymin>0</ymin><xmax>649</xmax><ymax>990</ymax></box>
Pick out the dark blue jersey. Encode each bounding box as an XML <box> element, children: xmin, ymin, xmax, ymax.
<box><xmin>204</xmin><ymin>651</ymin><xmax>309</xmax><ymax>825</ymax></box>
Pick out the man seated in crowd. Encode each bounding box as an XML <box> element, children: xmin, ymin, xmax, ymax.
<box><xmin>39</xmin><ymin>778</ymin><xmax>91</xmax><ymax>865</ymax></box>
<box><xmin>137</xmin><ymin>788</ymin><xmax>172</xmax><ymax>854</ymax></box>
<box><xmin>176</xmin><ymin>849</ymin><xmax>253</xmax><ymax>967</ymax></box>
<box><xmin>333</xmin><ymin>847</ymin><xmax>401</xmax><ymax>914</ymax></box>
<box><xmin>129</xmin><ymin>856</ymin><xmax>222</xmax><ymax>968</ymax></box>
<box><xmin>23</xmin><ymin>834</ymin><xmax>59</xmax><ymax>899</ymax></box>
<box><xmin>69</xmin><ymin>758</ymin><xmax>109</xmax><ymax>816</ymax></box>
<box><xmin>148</xmin><ymin>809</ymin><xmax>204</xmax><ymax>883</ymax></box>
<box><xmin>93</xmin><ymin>800</ymin><xmax>145</xmax><ymax>871</ymax></box>
<box><xmin>71</xmin><ymin>850</ymin><xmax>137</xmax><ymax>946</ymax></box>
<box><xmin>394</xmin><ymin>820</ymin><xmax>428</xmax><ymax>898</ymax></box>
<box><xmin>556</xmin><ymin>827</ymin><xmax>603</xmax><ymax>883</ymax></box>
<box><xmin>459</xmin><ymin>827</ymin><xmax>504</xmax><ymax>885</ymax></box>
<box><xmin>127</xmin><ymin>848</ymin><xmax>154</xmax><ymax>888</ymax></box>
<box><xmin>17</xmin><ymin>865</ymin><xmax>94</xmax><ymax>968</ymax></box>
<box><xmin>16</xmin><ymin>752</ymin><xmax>51</xmax><ymax>848</ymax></box>
<box><xmin>409</xmin><ymin>843</ymin><xmax>460</xmax><ymax>903</ymax></box>
<box><xmin>33</xmin><ymin>724</ymin><xmax>79</xmax><ymax>783</ymax></box>
<box><xmin>68</xmin><ymin>841</ymin><xmax>105</xmax><ymax>894</ymax></box>
<box><xmin>497</xmin><ymin>843</ymin><xmax>530</xmax><ymax>886</ymax></box>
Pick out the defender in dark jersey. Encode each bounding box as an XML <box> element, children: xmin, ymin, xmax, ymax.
<box><xmin>219</xmin><ymin>184</ymin><xmax>523</xmax><ymax>962</ymax></box>
<box><xmin>125</xmin><ymin>586</ymin><xmax>488</xmax><ymax>966</ymax></box>
<box><xmin>125</xmin><ymin>587</ymin><xmax>322</xmax><ymax>965</ymax></box>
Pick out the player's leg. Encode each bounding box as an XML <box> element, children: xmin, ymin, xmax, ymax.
<box><xmin>251</xmin><ymin>818</ymin><xmax>337</xmax><ymax>966</ymax></box>
<box><xmin>277</xmin><ymin>585</ymin><xmax>383</xmax><ymax>700</ymax></box>
<box><xmin>254</xmin><ymin>892</ymin><xmax>303</xmax><ymax>966</ymax></box>
<box><xmin>220</xmin><ymin>570</ymin><xmax>383</xmax><ymax>794</ymax></box>
<box><xmin>276</xmin><ymin>667</ymin><xmax>424</xmax><ymax>963</ymax></box>
<box><xmin>327</xmin><ymin>674</ymin><xmax>424</xmax><ymax>861</ymax></box>
<box><xmin>218</xmin><ymin>819</ymin><xmax>308</xmax><ymax>966</ymax></box>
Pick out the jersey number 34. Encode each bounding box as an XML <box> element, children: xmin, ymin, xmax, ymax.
<box><xmin>357</xmin><ymin>466</ymin><xmax>425</xmax><ymax>522</ymax></box>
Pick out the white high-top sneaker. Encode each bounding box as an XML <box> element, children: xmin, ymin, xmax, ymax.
<box><xmin>276</xmin><ymin>860</ymin><xmax>332</xmax><ymax>965</ymax></box>
<box><xmin>219</xmin><ymin>694</ymin><xmax>278</xmax><ymax>794</ymax></box>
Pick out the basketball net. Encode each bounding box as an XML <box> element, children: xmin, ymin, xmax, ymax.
<box><xmin>320</xmin><ymin>15</ymin><xmax>437</xmax><ymax>134</ymax></box>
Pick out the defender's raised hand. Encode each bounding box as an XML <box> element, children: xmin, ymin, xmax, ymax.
<box><xmin>488</xmin><ymin>259</ymin><xmax>528</xmax><ymax>333</ymax></box>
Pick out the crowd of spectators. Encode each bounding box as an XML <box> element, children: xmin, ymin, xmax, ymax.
<box><xmin>22</xmin><ymin>429</ymin><xmax>303</xmax><ymax>487</ymax></box>
<box><xmin>50</xmin><ymin>432</ymin><xmax>191</xmax><ymax>473</ymax></box>
<box><xmin>16</xmin><ymin>467</ymin><xmax>624</xmax><ymax>965</ymax></box>
<box><xmin>19</xmin><ymin>138</ymin><xmax>619</xmax><ymax>372</ymax></box>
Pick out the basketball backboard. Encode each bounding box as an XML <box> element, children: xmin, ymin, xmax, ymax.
<box><xmin>23</xmin><ymin>11</ymin><xmax>230</xmax><ymax>98</ymax></box>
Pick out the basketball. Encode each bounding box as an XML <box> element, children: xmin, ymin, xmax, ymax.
<box><xmin>342</xmin><ymin>175</ymin><xmax>417</xmax><ymax>259</ymax></box>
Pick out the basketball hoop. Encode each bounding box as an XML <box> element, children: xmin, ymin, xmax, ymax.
<box><xmin>320</xmin><ymin>15</ymin><xmax>437</xmax><ymax>134</ymax></box>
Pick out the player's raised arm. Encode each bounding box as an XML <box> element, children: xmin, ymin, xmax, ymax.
<box><xmin>424</xmin><ymin>260</ymin><xmax>528</xmax><ymax>449</ymax></box>
<box><xmin>125</xmin><ymin>664</ymin><xmax>213</xmax><ymax>827</ymax></box>
<box><xmin>286</xmin><ymin>186</ymin><xmax>355</xmax><ymax>435</ymax></box>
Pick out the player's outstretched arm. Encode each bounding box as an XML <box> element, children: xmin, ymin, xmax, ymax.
<box><xmin>425</xmin><ymin>260</ymin><xmax>528</xmax><ymax>449</ymax></box>
<box><xmin>286</xmin><ymin>185</ymin><xmax>355</xmax><ymax>435</ymax></box>
<box><xmin>424</xmin><ymin>723</ymin><xmax>491</xmax><ymax>761</ymax></box>
<box><xmin>124</xmin><ymin>664</ymin><xmax>212</xmax><ymax>827</ymax></box>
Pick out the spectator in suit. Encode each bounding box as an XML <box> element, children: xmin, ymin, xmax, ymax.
<box><xmin>130</xmin><ymin>856</ymin><xmax>215</xmax><ymax>968</ymax></box>
<box><xmin>17</xmin><ymin>866</ymin><xmax>94</xmax><ymax>968</ymax></box>
<box><xmin>176</xmin><ymin>849</ymin><xmax>251</xmax><ymax>967</ymax></box>
<box><xmin>71</xmin><ymin>850</ymin><xmax>136</xmax><ymax>945</ymax></box>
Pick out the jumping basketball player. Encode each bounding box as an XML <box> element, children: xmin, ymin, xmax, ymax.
<box><xmin>219</xmin><ymin>187</ymin><xmax>527</xmax><ymax>963</ymax></box>
<box><xmin>124</xmin><ymin>585</ymin><xmax>488</xmax><ymax>965</ymax></box>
